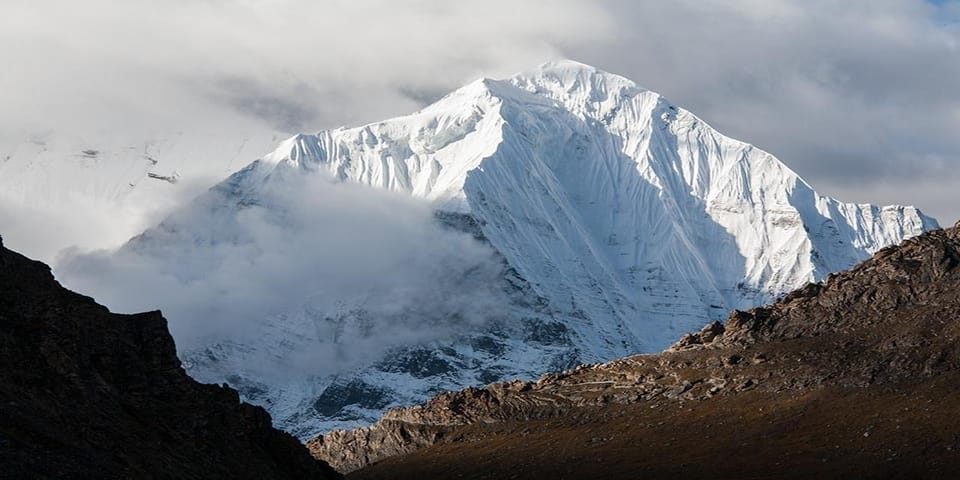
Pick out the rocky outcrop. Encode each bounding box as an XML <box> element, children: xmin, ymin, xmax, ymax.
<box><xmin>0</xmin><ymin>236</ymin><xmax>339</xmax><ymax>479</ymax></box>
<box><xmin>310</xmin><ymin>222</ymin><xmax>960</xmax><ymax>478</ymax></box>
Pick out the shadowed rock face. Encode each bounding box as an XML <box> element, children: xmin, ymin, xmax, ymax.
<box><xmin>310</xmin><ymin>223</ymin><xmax>960</xmax><ymax>479</ymax></box>
<box><xmin>0</xmin><ymin>236</ymin><xmax>339</xmax><ymax>479</ymax></box>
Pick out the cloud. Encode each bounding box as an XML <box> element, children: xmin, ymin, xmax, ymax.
<box><xmin>210</xmin><ymin>77</ymin><xmax>322</xmax><ymax>133</ymax></box>
<box><xmin>0</xmin><ymin>0</ymin><xmax>957</xmax><ymax>263</ymax></box>
<box><xmin>0</xmin><ymin>0</ymin><xmax>613</xmax><ymax>137</ymax></box>
<box><xmin>55</xmin><ymin>172</ymin><xmax>510</xmax><ymax>376</ymax></box>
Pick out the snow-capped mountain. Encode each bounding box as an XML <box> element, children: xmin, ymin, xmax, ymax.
<box><xmin>64</xmin><ymin>60</ymin><xmax>939</xmax><ymax>439</ymax></box>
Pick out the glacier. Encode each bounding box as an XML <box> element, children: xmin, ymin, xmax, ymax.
<box><xmin>59</xmin><ymin>60</ymin><xmax>939</xmax><ymax>439</ymax></box>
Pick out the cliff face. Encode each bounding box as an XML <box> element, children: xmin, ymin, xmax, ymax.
<box><xmin>0</xmin><ymin>236</ymin><xmax>339</xmax><ymax>479</ymax></box>
<box><xmin>311</xmin><ymin>223</ymin><xmax>960</xmax><ymax>479</ymax></box>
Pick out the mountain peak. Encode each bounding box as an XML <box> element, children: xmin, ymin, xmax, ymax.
<box><xmin>530</xmin><ymin>59</ymin><xmax>603</xmax><ymax>80</ymax></box>
<box><xmin>527</xmin><ymin>59</ymin><xmax>642</xmax><ymax>89</ymax></box>
<box><xmin>506</xmin><ymin>60</ymin><xmax>648</xmax><ymax>122</ymax></box>
<box><xmin>120</xmin><ymin>60</ymin><xmax>939</xmax><ymax>438</ymax></box>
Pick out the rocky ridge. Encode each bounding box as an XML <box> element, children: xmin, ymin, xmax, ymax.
<box><xmin>0</xmin><ymin>235</ymin><xmax>339</xmax><ymax>479</ymax></box>
<box><xmin>310</xmin><ymin>221</ymin><xmax>960</xmax><ymax>478</ymax></box>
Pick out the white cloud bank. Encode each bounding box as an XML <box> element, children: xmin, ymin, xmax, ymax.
<box><xmin>56</xmin><ymin>172</ymin><xmax>509</xmax><ymax>374</ymax></box>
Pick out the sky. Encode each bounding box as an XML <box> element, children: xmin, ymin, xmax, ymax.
<box><xmin>0</xmin><ymin>0</ymin><xmax>957</xmax><ymax>226</ymax></box>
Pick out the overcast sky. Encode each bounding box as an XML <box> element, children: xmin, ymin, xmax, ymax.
<box><xmin>1</xmin><ymin>0</ymin><xmax>958</xmax><ymax>223</ymax></box>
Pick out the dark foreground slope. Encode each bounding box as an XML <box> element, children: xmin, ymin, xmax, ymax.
<box><xmin>0</xmin><ymin>237</ymin><xmax>339</xmax><ymax>479</ymax></box>
<box><xmin>311</xmin><ymin>223</ymin><xmax>960</xmax><ymax>479</ymax></box>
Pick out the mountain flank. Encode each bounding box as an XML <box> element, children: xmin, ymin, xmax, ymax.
<box><xmin>110</xmin><ymin>61</ymin><xmax>938</xmax><ymax>435</ymax></box>
<box><xmin>0</xmin><ymin>235</ymin><xmax>339</xmax><ymax>479</ymax></box>
<box><xmin>310</xmin><ymin>221</ymin><xmax>960</xmax><ymax>479</ymax></box>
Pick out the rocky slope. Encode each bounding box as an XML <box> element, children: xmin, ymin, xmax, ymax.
<box><xmin>310</xmin><ymin>221</ymin><xmax>960</xmax><ymax>478</ymax></box>
<box><xmin>78</xmin><ymin>60</ymin><xmax>938</xmax><ymax>437</ymax></box>
<box><xmin>0</xmin><ymin>236</ymin><xmax>339</xmax><ymax>479</ymax></box>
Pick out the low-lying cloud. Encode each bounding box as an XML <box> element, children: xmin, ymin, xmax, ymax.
<box><xmin>57</xmin><ymin>172</ymin><xmax>509</xmax><ymax>376</ymax></box>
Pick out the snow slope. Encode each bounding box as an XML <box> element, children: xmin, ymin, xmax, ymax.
<box><xmin>0</xmin><ymin>128</ymin><xmax>283</xmax><ymax>261</ymax></box>
<box><xmin>84</xmin><ymin>61</ymin><xmax>940</xmax><ymax>438</ymax></box>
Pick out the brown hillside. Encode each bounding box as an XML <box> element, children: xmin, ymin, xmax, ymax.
<box><xmin>311</xmin><ymin>222</ymin><xmax>960</xmax><ymax>479</ymax></box>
